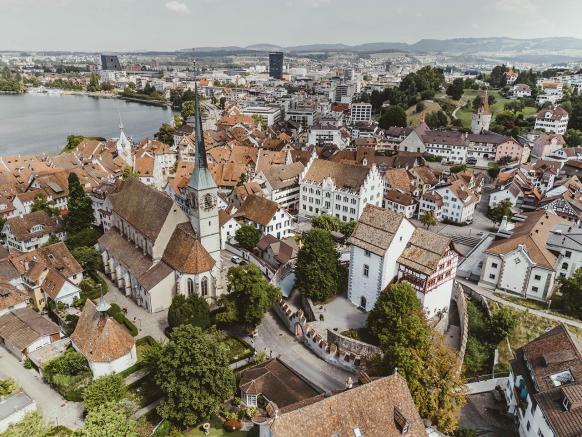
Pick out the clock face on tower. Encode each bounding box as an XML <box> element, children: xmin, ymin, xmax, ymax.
<box><xmin>203</xmin><ymin>193</ymin><xmax>216</xmax><ymax>211</ymax></box>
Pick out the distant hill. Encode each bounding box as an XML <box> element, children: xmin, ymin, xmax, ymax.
<box><xmin>183</xmin><ymin>37</ymin><xmax>582</xmax><ymax>56</ymax></box>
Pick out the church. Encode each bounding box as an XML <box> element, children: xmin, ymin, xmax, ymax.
<box><xmin>97</xmin><ymin>86</ymin><xmax>224</xmax><ymax>312</ymax></box>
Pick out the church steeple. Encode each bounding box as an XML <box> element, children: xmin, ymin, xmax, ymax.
<box><xmin>188</xmin><ymin>83</ymin><xmax>217</xmax><ymax>190</ymax></box>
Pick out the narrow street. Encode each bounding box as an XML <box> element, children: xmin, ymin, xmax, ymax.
<box><xmin>247</xmin><ymin>310</ymin><xmax>353</xmax><ymax>393</ymax></box>
<box><xmin>0</xmin><ymin>348</ymin><xmax>84</xmax><ymax>430</ymax></box>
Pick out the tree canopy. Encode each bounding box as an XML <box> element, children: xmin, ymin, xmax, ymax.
<box><xmin>66</xmin><ymin>172</ymin><xmax>94</xmax><ymax>235</ymax></box>
<box><xmin>74</xmin><ymin>402</ymin><xmax>137</xmax><ymax>437</ymax></box>
<box><xmin>554</xmin><ymin>268</ymin><xmax>582</xmax><ymax>318</ymax></box>
<box><xmin>419</xmin><ymin>211</ymin><xmax>438</xmax><ymax>230</ymax></box>
<box><xmin>167</xmin><ymin>293</ymin><xmax>211</xmax><ymax>330</ymax></box>
<box><xmin>295</xmin><ymin>228</ymin><xmax>341</xmax><ymax>302</ymax></box>
<box><xmin>366</xmin><ymin>282</ymin><xmax>465</xmax><ymax>433</ymax></box>
<box><xmin>488</xmin><ymin>199</ymin><xmax>513</xmax><ymax>224</ymax></box>
<box><xmin>82</xmin><ymin>374</ymin><xmax>127</xmax><ymax>413</ymax></box>
<box><xmin>235</xmin><ymin>224</ymin><xmax>261</xmax><ymax>250</ymax></box>
<box><xmin>153</xmin><ymin>325</ymin><xmax>235</xmax><ymax>428</ymax></box>
<box><xmin>223</xmin><ymin>264</ymin><xmax>281</xmax><ymax>330</ymax></box>
<box><xmin>379</xmin><ymin>105</ymin><xmax>407</xmax><ymax>129</ymax></box>
<box><xmin>446</xmin><ymin>78</ymin><xmax>465</xmax><ymax>100</ymax></box>
<box><xmin>31</xmin><ymin>193</ymin><xmax>58</xmax><ymax>217</ymax></box>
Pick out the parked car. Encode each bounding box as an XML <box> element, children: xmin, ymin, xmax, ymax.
<box><xmin>467</xmin><ymin>157</ymin><xmax>477</xmax><ymax>165</ymax></box>
<box><xmin>230</xmin><ymin>256</ymin><xmax>242</xmax><ymax>264</ymax></box>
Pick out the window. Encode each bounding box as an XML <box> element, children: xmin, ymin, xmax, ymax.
<box><xmin>532</xmin><ymin>286</ymin><xmax>539</xmax><ymax>292</ymax></box>
<box><xmin>538</xmin><ymin>430</ymin><xmax>545</xmax><ymax>437</ymax></box>
<box><xmin>565</xmin><ymin>250</ymin><xmax>572</xmax><ymax>258</ymax></box>
<box><xmin>526</xmin><ymin>421</ymin><xmax>531</xmax><ymax>431</ymax></box>
<box><xmin>534</xmin><ymin>275</ymin><xmax>541</xmax><ymax>281</ymax></box>
<box><xmin>364</xmin><ymin>250</ymin><xmax>371</xmax><ymax>257</ymax></box>
<box><xmin>187</xmin><ymin>278</ymin><xmax>194</xmax><ymax>296</ymax></box>
<box><xmin>363</xmin><ymin>264</ymin><xmax>369</xmax><ymax>277</ymax></box>
<box><xmin>489</xmin><ymin>274</ymin><xmax>496</xmax><ymax>280</ymax></box>
<box><xmin>562</xmin><ymin>262</ymin><xmax>569</xmax><ymax>270</ymax></box>
<box><xmin>201</xmin><ymin>277</ymin><xmax>208</xmax><ymax>296</ymax></box>
<box><xmin>514</xmin><ymin>258</ymin><xmax>521</xmax><ymax>265</ymax></box>
<box><xmin>491</xmin><ymin>262</ymin><xmax>498</xmax><ymax>269</ymax></box>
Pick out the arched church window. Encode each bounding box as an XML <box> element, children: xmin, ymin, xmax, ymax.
<box><xmin>201</xmin><ymin>277</ymin><xmax>208</xmax><ymax>296</ymax></box>
<box><xmin>204</xmin><ymin>193</ymin><xmax>215</xmax><ymax>210</ymax></box>
<box><xmin>187</xmin><ymin>278</ymin><xmax>194</xmax><ymax>296</ymax></box>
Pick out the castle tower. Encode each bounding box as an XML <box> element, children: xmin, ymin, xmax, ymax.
<box><xmin>186</xmin><ymin>84</ymin><xmax>222</xmax><ymax>265</ymax></box>
<box><xmin>471</xmin><ymin>90</ymin><xmax>492</xmax><ymax>134</ymax></box>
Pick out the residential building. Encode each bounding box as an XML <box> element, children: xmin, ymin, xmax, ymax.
<box><xmin>72</xmin><ymin>298</ymin><xmax>136</xmax><ymax>377</ymax></box>
<box><xmin>423</xmin><ymin>131</ymin><xmax>468</xmax><ymax>163</ymax></box>
<box><xmin>0</xmin><ymin>308</ymin><xmax>61</xmax><ymax>360</ymax></box>
<box><xmin>299</xmin><ymin>158</ymin><xmax>384</xmax><ymax>223</ymax></box>
<box><xmin>434</xmin><ymin>180</ymin><xmax>478</xmax><ymax>224</ymax></box>
<box><xmin>417</xmin><ymin>191</ymin><xmax>444</xmax><ymax>220</ymax></box>
<box><xmin>254</xmin><ymin>162</ymin><xmax>304</xmax><ymax>212</ymax></box>
<box><xmin>234</xmin><ymin>194</ymin><xmax>293</xmax><ymax>240</ymax></box>
<box><xmin>347</xmin><ymin>205</ymin><xmax>459</xmax><ymax>316</ymax></box>
<box><xmin>256</xmin><ymin>235</ymin><xmax>298</xmax><ymax>269</ymax></box>
<box><xmin>350</xmin><ymin>103</ymin><xmax>373</xmax><ymax>123</ymax></box>
<box><xmin>307</xmin><ymin>124</ymin><xmax>349</xmax><ymax>149</ymax></box>
<box><xmin>505</xmin><ymin>324</ymin><xmax>582</xmax><ymax>437</ymax></box>
<box><xmin>534</xmin><ymin>106</ymin><xmax>569</xmax><ymax>135</ymax></box>
<box><xmin>383</xmin><ymin>190</ymin><xmax>417</xmax><ymax>218</ymax></box>
<box><xmin>2</xmin><ymin>211</ymin><xmax>65</xmax><ymax>252</ymax></box>
<box><xmin>242</xmin><ymin>106</ymin><xmax>281</xmax><ymax>127</ymax></box>
<box><xmin>489</xmin><ymin>182</ymin><xmax>523</xmax><ymax>208</ymax></box>
<box><xmin>511</xmin><ymin>84</ymin><xmax>532</xmax><ymax>98</ymax></box>
<box><xmin>495</xmin><ymin>138</ymin><xmax>526</xmax><ymax>164</ymax></box>
<box><xmin>258</xmin><ymin>374</ymin><xmax>426</xmax><ymax>437</ymax></box>
<box><xmin>0</xmin><ymin>282</ymin><xmax>28</xmax><ymax>317</ymax></box>
<box><xmin>546</xmin><ymin>222</ymin><xmax>582</xmax><ymax>279</ymax></box>
<box><xmin>219</xmin><ymin>209</ymin><xmax>240</xmax><ymax>249</ymax></box>
<box><xmin>531</xmin><ymin>133</ymin><xmax>565</xmax><ymax>159</ymax></box>
<box><xmin>479</xmin><ymin>211</ymin><xmax>565</xmax><ymax>301</ymax></box>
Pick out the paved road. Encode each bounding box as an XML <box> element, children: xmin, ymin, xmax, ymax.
<box><xmin>101</xmin><ymin>274</ymin><xmax>169</xmax><ymax>342</ymax></box>
<box><xmin>247</xmin><ymin>310</ymin><xmax>353</xmax><ymax>393</ymax></box>
<box><xmin>0</xmin><ymin>348</ymin><xmax>84</xmax><ymax>430</ymax></box>
<box><xmin>459</xmin><ymin>278</ymin><xmax>582</xmax><ymax>329</ymax></box>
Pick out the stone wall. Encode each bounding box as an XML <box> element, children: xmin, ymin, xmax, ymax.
<box><xmin>452</xmin><ymin>282</ymin><xmax>469</xmax><ymax>369</ymax></box>
<box><xmin>300</xmin><ymin>295</ymin><xmax>316</xmax><ymax>323</ymax></box>
<box><xmin>326</xmin><ymin>330</ymin><xmax>383</xmax><ymax>358</ymax></box>
<box><xmin>273</xmin><ymin>299</ymin><xmax>361</xmax><ymax>373</ymax></box>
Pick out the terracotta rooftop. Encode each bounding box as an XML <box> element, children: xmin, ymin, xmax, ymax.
<box><xmin>0</xmin><ymin>307</ymin><xmax>59</xmax><ymax>352</ymax></box>
<box><xmin>303</xmin><ymin>159</ymin><xmax>371</xmax><ymax>191</ymax></box>
<box><xmin>235</xmin><ymin>194</ymin><xmax>280</xmax><ymax>227</ymax></box>
<box><xmin>71</xmin><ymin>299</ymin><xmax>135</xmax><ymax>363</ymax></box>
<box><xmin>162</xmin><ymin>223</ymin><xmax>215</xmax><ymax>274</ymax></box>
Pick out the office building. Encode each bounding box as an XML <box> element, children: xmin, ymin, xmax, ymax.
<box><xmin>269</xmin><ymin>52</ymin><xmax>284</xmax><ymax>79</ymax></box>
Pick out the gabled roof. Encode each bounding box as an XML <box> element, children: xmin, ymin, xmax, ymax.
<box><xmin>235</xmin><ymin>194</ymin><xmax>280</xmax><ymax>227</ymax></box>
<box><xmin>162</xmin><ymin>223</ymin><xmax>215</xmax><ymax>274</ymax></box>
<box><xmin>0</xmin><ymin>308</ymin><xmax>59</xmax><ymax>352</ymax></box>
<box><xmin>303</xmin><ymin>159</ymin><xmax>370</xmax><ymax>191</ymax></box>
<box><xmin>107</xmin><ymin>177</ymin><xmax>177</xmax><ymax>241</ymax></box>
<box><xmin>268</xmin><ymin>374</ymin><xmax>425</xmax><ymax>437</ymax></box>
<box><xmin>71</xmin><ymin>299</ymin><xmax>135</xmax><ymax>363</ymax></box>
<box><xmin>348</xmin><ymin>205</ymin><xmax>407</xmax><ymax>256</ymax></box>
<box><xmin>0</xmin><ymin>282</ymin><xmax>28</xmax><ymax>310</ymax></box>
<box><xmin>397</xmin><ymin>228</ymin><xmax>457</xmax><ymax>276</ymax></box>
<box><xmin>5</xmin><ymin>210</ymin><xmax>63</xmax><ymax>241</ymax></box>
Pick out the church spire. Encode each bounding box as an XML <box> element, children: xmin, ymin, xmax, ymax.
<box><xmin>188</xmin><ymin>83</ymin><xmax>217</xmax><ymax>190</ymax></box>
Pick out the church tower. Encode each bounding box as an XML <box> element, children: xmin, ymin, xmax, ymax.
<box><xmin>116</xmin><ymin>119</ymin><xmax>133</xmax><ymax>167</ymax></box>
<box><xmin>187</xmin><ymin>84</ymin><xmax>222</xmax><ymax>265</ymax></box>
<box><xmin>471</xmin><ymin>91</ymin><xmax>492</xmax><ymax>134</ymax></box>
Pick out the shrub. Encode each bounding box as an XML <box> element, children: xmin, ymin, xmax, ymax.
<box><xmin>0</xmin><ymin>378</ymin><xmax>17</xmax><ymax>396</ymax></box>
<box><xmin>223</xmin><ymin>418</ymin><xmax>242</xmax><ymax>432</ymax></box>
<box><xmin>44</xmin><ymin>351</ymin><xmax>89</xmax><ymax>383</ymax></box>
<box><xmin>83</xmin><ymin>374</ymin><xmax>127</xmax><ymax>412</ymax></box>
<box><xmin>107</xmin><ymin>303</ymin><xmax>138</xmax><ymax>336</ymax></box>
<box><xmin>23</xmin><ymin>359</ymin><xmax>32</xmax><ymax>369</ymax></box>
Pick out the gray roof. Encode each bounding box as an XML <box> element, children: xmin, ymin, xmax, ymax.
<box><xmin>547</xmin><ymin>223</ymin><xmax>582</xmax><ymax>252</ymax></box>
<box><xmin>348</xmin><ymin>205</ymin><xmax>406</xmax><ymax>256</ymax></box>
<box><xmin>0</xmin><ymin>392</ymin><xmax>35</xmax><ymax>421</ymax></box>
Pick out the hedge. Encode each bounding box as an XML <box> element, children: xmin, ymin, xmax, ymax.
<box><xmin>107</xmin><ymin>303</ymin><xmax>138</xmax><ymax>336</ymax></box>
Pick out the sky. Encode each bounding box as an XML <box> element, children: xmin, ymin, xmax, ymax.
<box><xmin>2</xmin><ymin>0</ymin><xmax>582</xmax><ymax>52</ymax></box>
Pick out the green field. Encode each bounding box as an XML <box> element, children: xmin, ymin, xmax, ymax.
<box><xmin>451</xmin><ymin>89</ymin><xmax>537</xmax><ymax>129</ymax></box>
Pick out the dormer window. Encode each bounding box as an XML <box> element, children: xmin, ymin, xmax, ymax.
<box><xmin>30</xmin><ymin>224</ymin><xmax>44</xmax><ymax>233</ymax></box>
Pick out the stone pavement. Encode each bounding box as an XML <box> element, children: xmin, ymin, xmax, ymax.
<box><xmin>100</xmin><ymin>274</ymin><xmax>169</xmax><ymax>342</ymax></box>
<box><xmin>458</xmin><ymin>278</ymin><xmax>582</xmax><ymax>329</ymax></box>
<box><xmin>310</xmin><ymin>295</ymin><xmax>367</xmax><ymax>333</ymax></box>
<box><xmin>0</xmin><ymin>347</ymin><xmax>84</xmax><ymax>430</ymax></box>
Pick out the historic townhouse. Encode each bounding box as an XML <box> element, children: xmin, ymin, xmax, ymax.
<box><xmin>254</xmin><ymin>162</ymin><xmax>304</xmax><ymax>212</ymax></box>
<box><xmin>534</xmin><ymin>106</ymin><xmax>569</xmax><ymax>135</ymax></box>
<box><xmin>234</xmin><ymin>194</ymin><xmax>293</xmax><ymax>240</ymax></box>
<box><xmin>2</xmin><ymin>211</ymin><xmax>65</xmax><ymax>252</ymax></box>
<box><xmin>299</xmin><ymin>155</ymin><xmax>383</xmax><ymax>223</ymax></box>
<box><xmin>422</xmin><ymin>131</ymin><xmax>468</xmax><ymax>163</ymax></box>
<box><xmin>347</xmin><ymin>205</ymin><xmax>459</xmax><ymax>317</ymax></box>
<box><xmin>505</xmin><ymin>324</ymin><xmax>582</xmax><ymax>437</ymax></box>
<box><xmin>479</xmin><ymin>211</ymin><xmax>565</xmax><ymax>302</ymax></box>
<box><xmin>433</xmin><ymin>180</ymin><xmax>478</xmax><ymax>224</ymax></box>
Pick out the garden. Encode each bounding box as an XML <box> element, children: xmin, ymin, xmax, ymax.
<box><xmin>43</xmin><ymin>349</ymin><xmax>92</xmax><ymax>402</ymax></box>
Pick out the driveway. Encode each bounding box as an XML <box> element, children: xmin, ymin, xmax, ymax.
<box><xmin>100</xmin><ymin>274</ymin><xmax>169</xmax><ymax>343</ymax></box>
<box><xmin>0</xmin><ymin>348</ymin><xmax>84</xmax><ymax>430</ymax></box>
<box><xmin>246</xmin><ymin>310</ymin><xmax>353</xmax><ymax>393</ymax></box>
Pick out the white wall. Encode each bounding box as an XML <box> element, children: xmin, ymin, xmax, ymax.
<box><xmin>89</xmin><ymin>344</ymin><xmax>137</xmax><ymax>378</ymax></box>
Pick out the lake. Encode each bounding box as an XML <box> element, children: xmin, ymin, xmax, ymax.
<box><xmin>0</xmin><ymin>93</ymin><xmax>173</xmax><ymax>156</ymax></box>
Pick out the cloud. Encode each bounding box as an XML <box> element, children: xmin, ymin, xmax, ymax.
<box><xmin>165</xmin><ymin>0</ymin><xmax>190</xmax><ymax>14</ymax></box>
<box><xmin>494</xmin><ymin>0</ymin><xmax>538</xmax><ymax>13</ymax></box>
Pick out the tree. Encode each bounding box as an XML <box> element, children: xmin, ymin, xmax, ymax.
<box><xmin>449</xmin><ymin>164</ymin><xmax>467</xmax><ymax>174</ymax></box>
<box><xmin>82</xmin><ymin>374</ymin><xmax>127</xmax><ymax>412</ymax></box>
<box><xmin>446</xmin><ymin>78</ymin><xmax>464</xmax><ymax>100</ymax></box>
<box><xmin>153</xmin><ymin>326</ymin><xmax>235</xmax><ymax>428</ymax></box>
<box><xmin>167</xmin><ymin>293</ymin><xmax>210</xmax><ymax>330</ymax></box>
<box><xmin>415</xmin><ymin>101</ymin><xmax>425</xmax><ymax>113</ymax></box>
<box><xmin>295</xmin><ymin>229</ymin><xmax>340</xmax><ymax>302</ymax></box>
<box><xmin>235</xmin><ymin>224</ymin><xmax>261</xmax><ymax>250</ymax></box>
<box><xmin>181</xmin><ymin>100</ymin><xmax>196</xmax><ymax>120</ymax></box>
<box><xmin>488</xmin><ymin>306</ymin><xmax>518</xmax><ymax>345</ymax></box>
<box><xmin>565</xmin><ymin>128</ymin><xmax>582</xmax><ymax>147</ymax></box>
<box><xmin>419</xmin><ymin>211</ymin><xmax>438</xmax><ymax>230</ymax></box>
<box><xmin>42</xmin><ymin>235</ymin><xmax>60</xmax><ymax>247</ymax></box>
<box><xmin>74</xmin><ymin>402</ymin><xmax>137</xmax><ymax>437</ymax></box>
<box><xmin>379</xmin><ymin>105</ymin><xmax>407</xmax><ymax>129</ymax></box>
<box><xmin>87</xmin><ymin>73</ymin><xmax>100</xmax><ymax>92</ymax></box>
<box><xmin>555</xmin><ymin>268</ymin><xmax>582</xmax><ymax>318</ymax></box>
<box><xmin>426</xmin><ymin>110</ymin><xmax>448</xmax><ymax>129</ymax></box>
<box><xmin>311</xmin><ymin>214</ymin><xmax>342</xmax><ymax>232</ymax></box>
<box><xmin>66</xmin><ymin>227</ymin><xmax>100</xmax><ymax>250</ymax></box>
<box><xmin>71</xmin><ymin>246</ymin><xmax>101</xmax><ymax>275</ymax></box>
<box><xmin>367</xmin><ymin>282</ymin><xmax>465</xmax><ymax>433</ymax></box>
<box><xmin>489</xmin><ymin>65</ymin><xmax>508</xmax><ymax>88</ymax></box>
<box><xmin>155</xmin><ymin>123</ymin><xmax>176</xmax><ymax>145</ymax></box>
<box><xmin>1</xmin><ymin>412</ymin><xmax>52</xmax><ymax>437</ymax></box>
<box><xmin>453</xmin><ymin>429</ymin><xmax>477</xmax><ymax>437</ymax></box>
<box><xmin>488</xmin><ymin>199</ymin><xmax>513</xmax><ymax>224</ymax></box>
<box><xmin>31</xmin><ymin>193</ymin><xmax>58</xmax><ymax>217</ymax></box>
<box><xmin>226</xmin><ymin>264</ymin><xmax>281</xmax><ymax>330</ymax></box>
<box><xmin>66</xmin><ymin>172</ymin><xmax>94</xmax><ymax>235</ymax></box>
<box><xmin>121</xmin><ymin>166</ymin><xmax>138</xmax><ymax>180</ymax></box>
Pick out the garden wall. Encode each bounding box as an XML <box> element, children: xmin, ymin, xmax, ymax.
<box><xmin>326</xmin><ymin>330</ymin><xmax>383</xmax><ymax>358</ymax></box>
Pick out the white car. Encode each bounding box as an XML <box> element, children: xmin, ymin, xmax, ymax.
<box><xmin>230</xmin><ymin>256</ymin><xmax>242</xmax><ymax>264</ymax></box>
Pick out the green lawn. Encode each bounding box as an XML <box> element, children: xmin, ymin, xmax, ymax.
<box><xmin>152</xmin><ymin>418</ymin><xmax>258</xmax><ymax>437</ymax></box>
<box><xmin>221</xmin><ymin>338</ymin><xmax>254</xmax><ymax>363</ymax></box>
<box><xmin>406</xmin><ymin>100</ymin><xmax>444</xmax><ymax>126</ymax></box>
<box><xmin>447</xmin><ymin>89</ymin><xmax>537</xmax><ymax>129</ymax></box>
